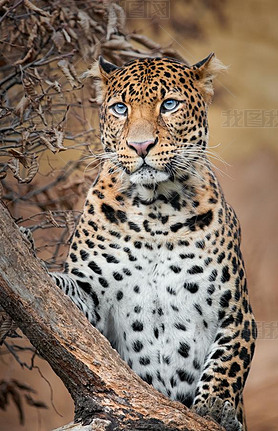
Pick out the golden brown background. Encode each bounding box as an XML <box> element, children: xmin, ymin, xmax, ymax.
<box><xmin>1</xmin><ymin>0</ymin><xmax>277</xmax><ymax>429</ymax></box>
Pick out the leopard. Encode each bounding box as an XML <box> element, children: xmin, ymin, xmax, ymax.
<box><xmin>50</xmin><ymin>54</ymin><xmax>257</xmax><ymax>431</ymax></box>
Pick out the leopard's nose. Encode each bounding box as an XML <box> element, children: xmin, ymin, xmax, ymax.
<box><xmin>127</xmin><ymin>140</ymin><xmax>156</xmax><ymax>158</ymax></box>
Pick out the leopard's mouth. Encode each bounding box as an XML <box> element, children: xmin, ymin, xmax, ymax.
<box><xmin>129</xmin><ymin>164</ymin><xmax>170</xmax><ymax>185</ymax></box>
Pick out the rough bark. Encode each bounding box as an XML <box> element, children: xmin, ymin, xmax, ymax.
<box><xmin>0</xmin><ymin>201</ymin><xmax>223</xmax><ymax>431</ymax></box>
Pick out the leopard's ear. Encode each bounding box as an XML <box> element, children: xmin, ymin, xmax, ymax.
<box><xmin>82</xmin><ymin>56</ymin><xmax>118</xmax><ymax>103</ymax></box>
<box><xmin>191</xmin><ymin>53</ymin><xmax>227</xmax><ymax>104</ymax></box>
<box><xmin>98</xmin><ymin>56</ymin><xmax>119</xmax><ymax>79</ymax></box>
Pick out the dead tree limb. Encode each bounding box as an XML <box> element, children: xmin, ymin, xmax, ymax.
<box><xmin>0</xmin><ymin>201</ymin><xmax>223</xmax><ymax>431</ymax></box>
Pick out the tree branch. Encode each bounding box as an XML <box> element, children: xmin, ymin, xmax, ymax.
<box><xmin>0</xmin><ymin>201</ymin><xmax>223</xmax><ymax>431</ymax></box>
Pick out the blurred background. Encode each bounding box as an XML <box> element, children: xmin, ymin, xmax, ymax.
<box><xmin>0</xmin><ymin>0</ymin><xmax>277</xmax><ymax>430</ymax></box>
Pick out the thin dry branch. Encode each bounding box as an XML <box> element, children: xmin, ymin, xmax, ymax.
<box><xmin>0</xmin><ymin>0</ymin><xmax>186</xmax><ymax>273</ymax></box>
<box><xmin>0</xmin><ymin>0</ymin><xmax>185</xmax><ymax>189</ymax></box>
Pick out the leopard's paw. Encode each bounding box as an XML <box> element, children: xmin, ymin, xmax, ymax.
<box><xmin>19</xmin><ymin>226</ymin><xmax>35</xmax><ymax>253</ymax></box>
<box><xmin>19</xmin><ymin>226</ymin><xmax>48</xmax><ymax>270</ymax></box>
<box><xmin>193</xmin><ymin>397</ymin><xmax>242</xmax><ymax>431</ymax></box>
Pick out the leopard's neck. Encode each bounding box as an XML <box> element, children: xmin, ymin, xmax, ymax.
<box><xmin>98</xmin><ymin>159</ymin><xmax>219</xmax><ymax>206</ymax></box>
<box><xmin>80</xmin><ymin>161</ymin><xmax>222</xmax><ymax>244</ymax></box>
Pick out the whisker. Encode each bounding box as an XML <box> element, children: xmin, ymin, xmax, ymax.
<box><xmin>172</xmin><ymin>146</ymin><xmax>231</xmax><ymax>179</ymax></box>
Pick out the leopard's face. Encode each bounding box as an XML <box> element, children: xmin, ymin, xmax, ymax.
<box><xmin>91</xmin><ymin>55</ymin><xmax>225</xmax><ymax>185</ymax></box>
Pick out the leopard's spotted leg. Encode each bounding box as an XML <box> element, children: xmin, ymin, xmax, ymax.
<box><xmin>50</xmin><ymin>272</ymin><xmax>99</xmax><ymax>325</ymax></box>
<box><xmin>193</xmin><ymin>294</ymin><xmax>256</xmax><ymax>431</ymax></box>
<box><xmin>19</xmin><ymin>228</ymin><xmax>99</xmax><ymax>325</ymax></box>
<box><xmin>19</xmin><ymin>227</ymin><xmax>36</xmax><ymax>255</ymax></box>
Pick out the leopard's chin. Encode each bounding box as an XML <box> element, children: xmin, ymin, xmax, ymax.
<box><xmin>129</xmin><ymin>165</ymin><xmax>170</xmax><ymax>185</ymax></box>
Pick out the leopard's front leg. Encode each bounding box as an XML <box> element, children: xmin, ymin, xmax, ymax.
<box><xmin>193</xmin><ymin>290</ymin><xmax>257</xmax><ymax>431</ymax></box>
<box><xmin>50</xmin><ymin>272</ymin><xmax>100</xmax><ymax>325</ymax></box>
<box><xmin>19</xmin><ymin>227</ymin><xmax>106</xmax><ymax>330</ymax></box>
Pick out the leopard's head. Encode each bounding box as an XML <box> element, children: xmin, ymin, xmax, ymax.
<box><xmin>89</xmin><ymin>54</ymin><xmax>225</xmax><ymax>185</ymax></box>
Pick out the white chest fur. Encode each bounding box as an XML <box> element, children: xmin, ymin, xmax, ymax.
<box><xmin>77</xmin><ymin>235</ymin><xmax>222</xmax><ymax>402</ymax></box>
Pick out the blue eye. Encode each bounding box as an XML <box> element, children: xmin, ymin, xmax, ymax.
<box><xmin>111</xmin><ymin>102</ymin><xmax>128</xmax><ymax>116</ymax></box>
<box><xmin>161</xmin><ymin>99</ymin><xmax>179</xmax><ymax>113</ymax></box>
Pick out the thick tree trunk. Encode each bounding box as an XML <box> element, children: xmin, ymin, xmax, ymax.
<box><xmin>0</xmin><ymin>201</ymin><xmax>223</xmax><ymax>431</ymax></box>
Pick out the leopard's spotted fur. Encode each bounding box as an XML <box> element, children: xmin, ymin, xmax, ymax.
<box><xmin>52</xmin><ymin>54</ymin><xmax>256</xmax><ymax>431</ymax></box>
